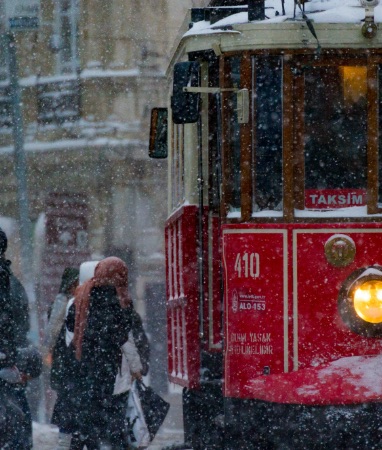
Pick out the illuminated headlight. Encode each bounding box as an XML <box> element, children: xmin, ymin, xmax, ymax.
<box><xmin>353</xmin><ymin>280</ymin><xmax>382</xmax><ymax>323</ymax></box>
<box><xmin>338</xmin><ymin>266</ymin><xmax>382</xmax><ymax>336</ymax></box>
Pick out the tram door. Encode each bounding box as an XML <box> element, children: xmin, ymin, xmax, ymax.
<box><xmin>200</xmin><ymin>56</ymin><xmax>224</xmax><ymax>361</ymax></box>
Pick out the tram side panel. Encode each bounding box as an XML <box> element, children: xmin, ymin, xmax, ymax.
<box><xmin>166</xmin><ymin>206</ymin><xmax>200</xmax><ymax>388</ymax></box>
<box><xmin>166</xmin><ymin>205</ymin><xmax>223</xmax><ymax>388</ymax></box>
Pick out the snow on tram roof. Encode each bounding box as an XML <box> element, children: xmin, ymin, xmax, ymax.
<box><xmin>184</xmin><ymin>0</ymin><xmax>382</xmax><ymax>37</ymax></box>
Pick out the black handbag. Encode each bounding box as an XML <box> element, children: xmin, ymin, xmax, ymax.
<box><xmin>136</xmin><ymin>380</ymin><xmax>170</xmax><ymax>440</ymax></box>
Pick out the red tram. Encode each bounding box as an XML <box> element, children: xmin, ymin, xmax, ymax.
<box><xmin>150</xmin><ymin>0</ymin><xmax>382</xmax><ymax>448</ymax></box>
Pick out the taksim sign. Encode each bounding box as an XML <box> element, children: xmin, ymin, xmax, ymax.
<box><xmin>5</xmin><ymin>0</ymin><xmax>40</xmax><ymax>30</ymax></box>
<box><xmin>305</xmin><ymin>189</ymin><xmax>367</xmax><ymax>209</ymax></box>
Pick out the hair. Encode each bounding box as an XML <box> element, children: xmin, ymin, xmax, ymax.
<box><xmin>59</xmin><ymin>267</ymin><xmax>80</xmax><ymax>295</ymax></box>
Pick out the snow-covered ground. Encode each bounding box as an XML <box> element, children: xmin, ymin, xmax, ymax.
<box><xmin>32</xmin><ymin>392</ymin><xmax>184</xmax><ymax>449</ymax></box>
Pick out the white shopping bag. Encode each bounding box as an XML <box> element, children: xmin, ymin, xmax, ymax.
<box><xmin>126</xmin><ymin>380</ymin><xmax>151</xmax><ymax>448</ymax></box>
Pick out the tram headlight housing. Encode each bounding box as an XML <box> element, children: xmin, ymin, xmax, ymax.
<box><xmin>338</xmin><ymin>267</ymin><xmax>382</xmax><ymax>337</ymax></box>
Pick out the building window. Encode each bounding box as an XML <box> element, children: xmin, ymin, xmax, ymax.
<box><xmin>0</xmin><ymin>87</ymin><xmax>12</xmax><ymax>128</ymax></box>
<box><xmin>54</xmin><ymin>0</ymin><xmax>79</xmax><ymax>74</ymax></box>
<box><xmin>0</xmin><ymin>36</ymin><xmax>8</xmax><ymax>82</ymax></box>
<box><xmin>37</xmin><ymin>78</ymin><xmax>81</xmax><ymax>125</ymax></box>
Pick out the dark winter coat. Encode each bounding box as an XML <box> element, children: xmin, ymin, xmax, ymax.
<box><xmin>0</xmin><ymin>385</ymin><xmax>26</xmax><ymax>449</ymax></box>
<box><xmin>50</xmin><ymin>298</ymin><xmax>83</xmax><ymax>432</ymax></box>
<box><xmin>9</xmin><ymin>272</ymin><xmax>30</xmax><ymax>348</ymax></box>
<box><xmin>75</xmin><ymin>286</ymin><xmax>133</xmax><ymax>448</ymax></box>
<box><xmin>0</xmin><ymin>258</ymin><xmax>30</xmax><ymax>348</ymax></box>
<box><xmin>79</xmin><ymin>286</ymin><xmax>132</xmax><ymax>396</ymax></box>
<box><xmin>0</xmin><ymin>258</ymin><xmax>17</xmax><ymax>369</ymax></box>
<box><xmin>0</xmin><ymin>258</ymin><xmax>31</xmax><ymax>449</ymax></box>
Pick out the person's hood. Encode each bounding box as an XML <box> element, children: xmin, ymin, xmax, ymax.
<box><xmin>79</xmin><ymin>260</ymin><xmax>100</xmax><ymax>285</ymax></box>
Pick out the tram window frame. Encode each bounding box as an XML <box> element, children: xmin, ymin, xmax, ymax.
<box><xmin>206</xmin><ymin>54</ymin><xmax>221</xmax><ymax>214</ymax></box>
<box><xmin>251</xmin><ymin>55</ymin><xmax>283</xmax><ymax>215</ymax></box>
<box><xmin>220</xmin><ymin>51</ymin><xmax>382</xmax><ymax>222</ymax></box>
<box><xmin>377</xmin><ymin>63</ymin><xmax>382</xmax><ymax>209</ymax></box>
<box><xmin>171</xmin><ymin>122</ymin><xmax>185</xmax><ymax>210</ymax></box>
<box><xmin>293</xmin><ymin>55</ymin><xmax>381</xmax><ymax>218</ymax></box>
<box><xmin>222</xmin><ymin>55</ymin><xmax>242</xmax><ymax>218</ymax></box>
<box><xmin>303</xmin><ymin>65</ymin><xmax>367</xmax><ymax>192</ymax></box>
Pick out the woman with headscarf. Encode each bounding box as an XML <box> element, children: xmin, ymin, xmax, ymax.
<box><xmin>69</xmin><ymin>257</ymin><xmax>142</xmax><ymax>450</ymax></box>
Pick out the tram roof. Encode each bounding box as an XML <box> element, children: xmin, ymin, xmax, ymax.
<box><xmin>185</xmin><ymin>0</ymin><xmax>382</xmax><ymax>33</ymax></box>
<box><xmin>167</xmin><ymin>0</ymin><xmax>382</xmax><ymax>70</ymax></box>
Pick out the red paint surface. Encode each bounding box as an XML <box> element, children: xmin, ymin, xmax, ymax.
<box><xmin>222</xmin><ymin>223</ymin><xmax>382</xmax><ymax>404</ymax></box>
<box><xmin>166</xmin><ymin>206</ymin><xmax>201</xmax><ymax>389</ymax></box>
<box><xmin>223</xmin><ymin>229</ymin><xmax>286</xmax><ymax>397</ymax></box>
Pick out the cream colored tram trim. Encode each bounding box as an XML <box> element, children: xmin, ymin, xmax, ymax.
<box><xmin>209</xmin><ymin>215</ymin><xmax>222</xmax><ymax>350</ymax></box>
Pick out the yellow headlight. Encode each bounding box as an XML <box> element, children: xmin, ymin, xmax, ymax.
<box><xmin>353</xmin><ymin>280</ymin><xmax>382</xmax><ymax>324</ymax></box>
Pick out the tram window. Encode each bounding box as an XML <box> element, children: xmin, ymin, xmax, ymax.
<box><xmin>378</xmin><ymin>66</ymin><xmax>382</xmax><ymax>204</ymax></box>
<box><xmin>207</xmin><ymin>56</ymin><xmax>221</xmax><ymax>213</ymax></box>
<box><xmin>171</xmin><ymin>123</ymin><xmax>185</xmax><ymax>209</ymax></box>
<box><xmin>225</xmin><ymin>56</ymin><xmax>241</xmax><ymax>214</ymax></box>
<box><xmin>252</xmin><ymin>56</ymin><xmax>283</xmax><ymax>212</ymax></box>
<box><xmin>304</xmin><ymin>66</ymin><xmax>367</xmax><ymax>194</ymax></box>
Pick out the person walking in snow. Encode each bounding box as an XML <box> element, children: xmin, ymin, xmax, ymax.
<box><xmin>50</xmin><ymin>261</ymin><xmax>98</xmax><ymax>450</ymax></box>
<box><xmin>0</xmin><ymin>228</ymin><xmax>30</xmax><ymax>348</ymax></box>
<box><xmin>42</xmin><ymin>267</ymin><xmax>80</xmax><ymax>364</ymax></box>
<box><xmin>43</xmin><ymin>266</ymin><xmax>79</xmax><ymax>450</ymax></box>
<box><xmin>68</xmin><ymin>257</ymin><xmax>143</xmax><ymax>449</ymax></box>
<box><xmin>0</xmin><ymin>227</ymin><xmax>35</xmax><ymax>449</ymax></box>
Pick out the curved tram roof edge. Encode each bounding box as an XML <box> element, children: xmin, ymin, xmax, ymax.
<box><xmin>188</xmin><ymin>23</ymin><xmax>382</xmax><ymax>54</ymax></box>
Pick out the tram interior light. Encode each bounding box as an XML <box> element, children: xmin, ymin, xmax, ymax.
<box><xmin>341</xmin><ymin>66</ymin><xmax>367</xmax><ymax>106</ymax></box>
<box><xmin>353</xmin><ymin>280</ymin><xmax>382</xmax><ymax>324</ymax></box>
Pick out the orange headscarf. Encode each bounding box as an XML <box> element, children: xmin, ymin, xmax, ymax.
<box><xmin>73</xmin><ymin>256</ymin><xmax>130</xmax><ymax>360</ymax></box>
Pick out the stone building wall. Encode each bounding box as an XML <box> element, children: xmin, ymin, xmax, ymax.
<box><xmin>0</xmin><ymin>1</ymin><xmax>204</xmax><ymax>313</ymax></box>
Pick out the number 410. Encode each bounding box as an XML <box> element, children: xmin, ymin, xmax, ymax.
<box><xmin>234</xmin><ymin>253</ymin><xmax>260</xmax><ymax>278</ymax></box>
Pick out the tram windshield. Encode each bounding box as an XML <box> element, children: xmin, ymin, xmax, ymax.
<box><xmin>304</xmin><ymin>65</ymin><xmax>367</xmax><ymax>207</ymax></box>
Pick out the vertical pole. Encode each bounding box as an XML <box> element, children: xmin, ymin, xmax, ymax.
<box><xmin>7</xmin><ymin>33</ymin><xmax>39</xmax><ymax>347</ymax></box>
<box><xmin>7</xmin><ymin>31</ymin><xmax>46</xmax><ymax>423</ymax></box>
<box><xmin>197</xmin><ymin>116</ymin><xmax>205</xmax><ymax>341</ymax></box>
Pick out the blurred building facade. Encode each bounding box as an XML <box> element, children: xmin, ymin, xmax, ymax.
<box><xmin>0</xmin><ymin>0</ymin><xmax>206</xmax><ymax>392</ymax></box>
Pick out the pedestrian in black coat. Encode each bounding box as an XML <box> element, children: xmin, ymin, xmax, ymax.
<box><xmin>47</xmin><ymin>268</ymin><xmax>80</xmax><ymax>446</ymax></box>
<box><xmin>70</xmin><ymin>257</ymin><xmax>142</xmax><ymax>450</ymax></box>
<box><xmin>0</xmin><ymin>227</ymin><xmax>33</xmax><ymax>449</ymax></box>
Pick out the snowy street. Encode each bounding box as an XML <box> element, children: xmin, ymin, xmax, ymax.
<box><xmin>33</xmin><ymin>391</ymin><xmax>184</xmax><ymax>450</ymax></box>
